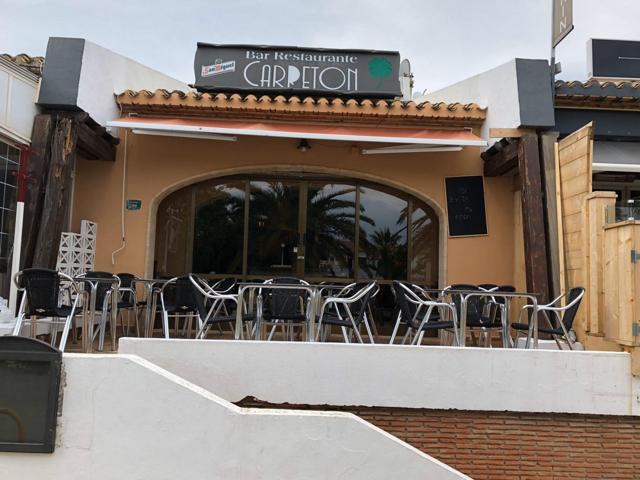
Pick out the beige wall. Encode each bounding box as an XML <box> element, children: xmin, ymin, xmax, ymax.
<box><xmin>72</xmin><ymin>133</ymin><xmax>515</xmax><ymax>285</ymax></box>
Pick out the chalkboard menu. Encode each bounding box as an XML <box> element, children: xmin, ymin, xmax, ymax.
<box><xmin>445</xmin><ymin>176</ymin><xmax>488</xmax><ymax>237</ymax></box>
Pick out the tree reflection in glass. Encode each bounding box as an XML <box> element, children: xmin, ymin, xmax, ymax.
<box><xmin>192</xmin><ymin>182</ymin><xmax>245</xmax><ymax>274</ymax></box>
<box><xmin>248</xmin><ymin>181</ymin><xmax>299</xmax><ymax>275</ymax></box>
<box><xmin>359</xmin><ymin>187</ymin><xmax>408</xmax><ymax>279</ymax></box>
<box><xmin>305</xmin><ymin>183</ymin><xmax>361</xmax><ymax>278</ymax></box>
<box><xmin>410</xmin><ymin>206</ymin><xmax>439</xmax><ymax>286</ymax></box>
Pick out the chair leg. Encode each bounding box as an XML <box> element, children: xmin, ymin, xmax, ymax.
<box><xmin>12</xmin><ymin>313</ymin><xmax>25</xmax><ymax>336</ymax></box>
<box><xmin>133</xmin><ymin>305</ymin><xmax>142</xmax><ymax>337</ymax></box>
<box><xmin>363</xmin><ymin>316</ymin><xmax>375</xmax><ymax>344</ymax></box>
<box><xmin>341</xmin><ymin>326</ymin><xmax>349</xmax><ymax>343</ymax></box>
<box><xmin>59</xmin><ymin>315</ymin><xmax>74</xmax><ymax>352</ymax></box>
<box><xmin>98</xmin><ymin>311</ymin><xmax>108</xmax><ymax>352</ymax></box>
<box><xmin>389</xmin><ymin>312</ymin><xmax>402</xmax><ymax>345</ymax></box>
<box><xmin>401</xmin><ymin>328</ymin><xmax>412</xmax><ymax>345</ymax></box>
<box><xmin>162</xmin><ymin>312</ymin><xmax>170</xmax><ymax>339</ymax></box>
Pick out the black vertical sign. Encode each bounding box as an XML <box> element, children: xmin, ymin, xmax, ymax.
<box><xmin>445</xmin><ymin>176</ymin><xmax>488</xmax><ymax>237</ymax></box>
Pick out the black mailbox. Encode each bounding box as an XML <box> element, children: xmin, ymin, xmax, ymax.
<box><xmin>0</xmin><ymin>336</ymin><xmax>62</xmax><ymax>453</ymax></box>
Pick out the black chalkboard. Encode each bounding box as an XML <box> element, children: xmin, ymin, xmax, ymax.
<box><xmin>445</xmin><ymin>176</ymin><xmax>488</xmax><ymax>237</ymax></box>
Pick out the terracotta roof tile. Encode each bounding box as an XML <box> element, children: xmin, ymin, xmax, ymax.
<box><xmin>555</xmin><ymin>79</ymin><xmax>640</xmax><ymax>110</ymax></box>
<box><xmin>0</xmin><ymin>53</ymin><xmax>44</xmax><ymax>77</ymax></box>
<box><xmin>115</xmin><ymin>89</ymin><xmax>486</xmax><ymax>127</ymax></box>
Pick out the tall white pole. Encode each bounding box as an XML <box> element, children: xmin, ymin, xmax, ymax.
<box><xmin>8</xmin><ymin>201</ymin><xmax>24</xmax><ymax>313</ymax></box>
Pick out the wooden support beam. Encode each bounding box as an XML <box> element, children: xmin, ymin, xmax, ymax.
<box><xmin>76</xmin><ymin>119</ymin><xmax>118</xmax><ymax>161</ymax></box>
<box><xmin>32</xmin><ymin>115</ymin><xmax>78</xmax><ymax>269</ymax></box>
<box><xmin>482</xmin><ymin>140</ymin><xmax>519</xmax><ymax>177</ymax></box>
<box><xmin>540</xmin><ymin>132</ymin><xmax>560</xmax><ymax>299</ymax></box>
<box><xmin>518</xmin><ymin>134</ymin><xmax>550</xmax><ymax>302</ymax></box>
<box><xmin>489</xmin><ymin>128</ymin><xmax>536</xmax><ymax>139</ymax></box>
<box><xmin>21</xmin><ymin>114</ymin><xmax>53</xmax><ymax>270</ymax></box>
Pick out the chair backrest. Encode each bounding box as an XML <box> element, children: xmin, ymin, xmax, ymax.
<box><xmin>84</xmin><ymin>271</ymin><xmax>117</xmax><ymax>310</ymax></box>
<box><xmin>448</xmin><ymin>284</ymin><xmax>482</xmax><ymax>321</ymax></box>
<box><xmin>170</xmin><ymin>276</ymin><xmax>198</xmax><ymax>311</ymax></box>
<box><xmin>116</xmin><ymin>273</ymin><xmax>136</xmax><ymax>303</ymax></box>
<box><xmin>347</xmin><ymin>282</ymin><xmax>377</xmax><ymax>326</ymax></box>
<box><xmin>188</xmin><ymin>274</ymin><xmax>212</xmax><ymax>321</ymax></box>
<box><xmin>212</xmin><ymin>277</ymin><xmax>237</xmax><ymax>294</ymax></box>
<box><xmin>491</xmin><ymin>285</ymin><xmax>515</xmax><ymax>304</ymax></box>
<box><xmin>18</xmin><ymin>268</ymin><xmax>61</xmax><ymax>316</ymax></box>
<box><xmin>116</xmin><ymin>273</ymin><xmax>135</xmax><ymax>288</ymax></box>
<box><xmin>561</xmin><ymin>287</ymin><xmax>585</xmax><ymax>331</ymax></box>
<box><xmin>268</xmin><ymin>277</ymin><xmax>307</xmax><ymax>317</ymax></box>
<box><xmin>392</xmin><ymin>281</ymin><xmax>419</xmax><ymax>324</ymax></box>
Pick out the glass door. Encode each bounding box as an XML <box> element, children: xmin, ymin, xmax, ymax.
<box><xmin>247</xmin><ymin>181</ymin><xmax>304</xmax><ymax>277</ymax></box>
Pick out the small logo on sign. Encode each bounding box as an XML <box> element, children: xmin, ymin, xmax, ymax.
<box><xmin>201</xmin><ymin>59</ymin><xmax>236</xmax><ymax>77</ymax></box>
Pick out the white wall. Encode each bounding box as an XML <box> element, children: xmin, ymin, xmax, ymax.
<box><xmin>0</xmin><ymin>57</ymin><xmax>38</xmax><ymax>143</ymax></box>
<box><xmin>417</xmin><ymin>59</ymin><xmax>520</xmax><ymax>141</ymax></box>
<box><xmin>77</xmin><ymin>40</ymin><xmax>188</xmax><ymax>127</ymax></box>
<box><xmin>120</xmin><ymin>339</ymin><xmax>640</xmax><ymax>416</ymax></box>
<box><xmin>0</xmin><ymin>354</ymin><xmax>467</xmax><ymax>480</ymax></box>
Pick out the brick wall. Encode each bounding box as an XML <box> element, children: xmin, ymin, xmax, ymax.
<box><xmin>238</xmin><ymin>398</ymin><xmax>640</xmax><ymax>480</ymax></box>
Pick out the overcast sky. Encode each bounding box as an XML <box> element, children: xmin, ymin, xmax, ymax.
<box><xmin>2</xmin><ymin>0</ymin><xmax>640</xmax><ymax>93</ymax></box>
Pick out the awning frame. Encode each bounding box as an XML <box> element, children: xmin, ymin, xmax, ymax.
<box><xmin>107</xmin><ymin>118</ymin><xmax>487</xmax><ymax>148</ymax></box>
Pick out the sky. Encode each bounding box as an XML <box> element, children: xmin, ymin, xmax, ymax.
<box><xmin>2</xmin><ymin>0</ymin><xmax>640</xmax><ymax>94</ymax></box>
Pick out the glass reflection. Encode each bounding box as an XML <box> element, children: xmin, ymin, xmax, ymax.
<box><xmin>154</xmin><ymin>176</ymin><xmax>439</xmax><ymax>284</ymax></box>
<box><xmin>154</xmin><ymin>187</ymin><xmax>191</xmax><ymax>277</ymax></box>
<box><xmin>410</xmin><ymin>206</ymin><xmax>439</xmax><ymax>286</ymax></box>
<box><xmin>305</xmin><ymin>183</ymin><xmax>356</xmax><ymax>278</ymax></box>
<box><xmin>192</xmin><ymin>182</ymin><xmax>245</xmax><ymax>274</ymax></box>
<box><xmin>248</xmin><ymin>181</ymin><xmax>299</xmax><ymax>276</ymax></box>
<box><xmin>359</xmin><ymin>187</ymin><xmax>407</xmax><ymax>279</ymax></box>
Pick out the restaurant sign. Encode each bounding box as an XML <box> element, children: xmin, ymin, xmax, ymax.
<box><xmin>194</xmin><ymin>43</ymin><xmax>402</xmax><ymax>98</ymax></box>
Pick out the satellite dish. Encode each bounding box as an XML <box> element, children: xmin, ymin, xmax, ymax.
<box><xmin>399</xmin><ymin>58</ymin><xmax>411</xmax><ymax>77</ymax></box>
<box><xmin>399</xmin><ymin>59</ymin><xmax>413</xmax><ymax>100</ymax></box>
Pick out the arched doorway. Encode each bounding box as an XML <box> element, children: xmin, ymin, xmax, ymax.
<box><xmin>154</xmin><ymin>174</ymin><xmax>440</xmax><ymax>286</ymax></box>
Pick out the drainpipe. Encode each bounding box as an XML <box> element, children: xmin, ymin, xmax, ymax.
<box><xmin>9</xmin><ymin>144</ymin><xmax>30</xmax><ymax>314</ymax></box>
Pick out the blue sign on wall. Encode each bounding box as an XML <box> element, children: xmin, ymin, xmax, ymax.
<box><xmin>126</xmin><ymin>200</ymin><xmax>142</xmax><ymax>211</ymax></box>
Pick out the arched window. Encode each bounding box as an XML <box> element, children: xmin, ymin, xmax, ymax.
<box><xmin>154</xmin><ymin>175</ymin><xmax>439</xmax><ymax>286</ymax></box>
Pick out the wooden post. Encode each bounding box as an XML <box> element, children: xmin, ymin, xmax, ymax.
<box><xmin>32</xmin><ymin>115</ymin><xmax>78</xmax><ymax>269</ymax></box>
<box><xmin>585</xmin><ymin>192</ymin><xmax>617</xmax><ymax>335</ymax></box>
<box><xmin>21</xmin><ymin>114</ymin><xmax>54</xmax><ymax>269</ymax></box>
<box><xmin>518</xmin><ymin>134</ymin><xmax>550</xmax><ymax>302</ymax></box>
<box><xmin>540</xmin><ymin>132</ymin><xmax>560</xmax><ymax>298</ymax></box>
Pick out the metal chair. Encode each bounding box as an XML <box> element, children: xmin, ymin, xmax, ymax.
<box><xmin>116</xmin><ymin>273</ymin><xmax>140</xmax><ymax>337</ymax></box>
<box><xmin>262</xmin><ymin>277</ymin><xmax>310</xmax><ymax>341</ymax></box>
<box><xmin>159</xmin><ymin>276</ymin><xmax>199</xmax><ymax>339</ymax></box>
<box><xmin>78</xmin><ymin>271</ymin><xmax>119</xmax><ymax>352</ymax></box>
<box><xmin>316</xmin><ymin>281</ymin><xmax>377</xmax><ymax>343</ymax></box>
<box><xmin>477</xmin><ymin>285</ymin><xmax>516</xmax><ymax>347</ymax></box>
<box><xmin>393</xmin><ymin>281</ymin><xmax>459</xmax><ymax>346</ymax></box>
<box><xmin>188</xmin><ymin>274</ymin><xmax>254</xmax><ymax>339</ymax></box>
<box><xmin>446</xmin><ymin>284</ymin><xmax>491</xmax><ymax>346</ymax></box>
<box><xmin>389</xmin><ymin>281</ymin><xmax>441</xmax><ymax>344</ymax></box>
<box><xmin>511</xmin><ymin>287</ymin><xmax>585</xmax><ymax>349</ymax></box>
<box><xmin>12</xmin><ymin>268</ymin><xmax>82</xmax><ymax>352</ymax></box>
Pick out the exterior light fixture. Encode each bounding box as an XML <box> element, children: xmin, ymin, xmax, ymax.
<box><xmin>297</xmin><ymin>139</ymin><xmax>311</xmax><ymax>152</ymax></box>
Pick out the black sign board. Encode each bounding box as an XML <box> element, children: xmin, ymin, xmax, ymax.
<box><xmin>194</xmin><ymin>43</ymin><xmax>401</xmax><ymax>98</ymax></box>
<box><xmin>0</xmin><ymin>336</ymin><xmax>62</xmax><ymax>453</ymax></box>
<box><xmin>445</xmin><ymin>176</ymin><xmax>488</xmax><ymax>237</ymax></box>
<box><xmin>589</xmin><ymin>39</ymin><xmax>640</xmax><ymax>80</ymax></box>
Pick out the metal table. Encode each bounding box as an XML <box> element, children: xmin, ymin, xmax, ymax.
<box><xmin>421</xmin><ymin>288</ymin><xmax>541</xmax><ymax>348</ymax></box>
<box><xmin>132</xmin><ymin>278</ymin><xmax>170</xmax><ymax>338</ymax></box>
<box><xmin>74</xmin><ymin>276</ymin><xmax>119</xmax><ymax>352</ymax></box>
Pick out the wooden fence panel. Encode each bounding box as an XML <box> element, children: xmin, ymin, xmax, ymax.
<box><xmin>557</xmin><ymin>123</ymin><xmax>593</xmax><ymax>335</ymax></box>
